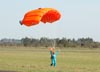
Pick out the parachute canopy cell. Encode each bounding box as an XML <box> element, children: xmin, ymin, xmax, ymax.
<box><xmin>20</xmin><ymin>8</ymin><xmax>61</xmax><ymax>26</ymax></box>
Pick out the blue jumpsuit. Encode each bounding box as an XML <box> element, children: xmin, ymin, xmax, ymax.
<box><xmin>50</xmin><ymin>51</ymin><xmax>58</xmax><ymax>67</ymax></box>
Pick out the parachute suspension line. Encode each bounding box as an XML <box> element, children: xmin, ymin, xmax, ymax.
<box><xmin>52</xmin><ymin>25</ymin><xmax>57</xmax><ymax>50</ymax></box>
<box><xmin>53</xmin><ymin>38</ymin><xmax>56</xmax><ymax>49</ymax></box>
<box><xmin>51</xmin><ymin>35</ymin><xmax>56</xmax><ymax>51</ymax></box>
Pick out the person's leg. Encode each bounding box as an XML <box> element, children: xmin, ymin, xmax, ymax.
<box><xmin>50</xmin><ymin>59</ymin><xmax>53</xmax><ymax>66</ymax></box>
<box><xmin>50</xmin><ymin>63</ymin><xmax>53</xmax><ymax>66</ymax></box>
<box><xmin>54</xmin><ymin>60</ymin><xmax>56</xmax><ymax>67</ymax></box>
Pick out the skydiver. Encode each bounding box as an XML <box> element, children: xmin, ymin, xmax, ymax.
<box><xmin>50</xmin><ymin>48</ymin><xmax>58</xmax><ymax>67</ymax></box>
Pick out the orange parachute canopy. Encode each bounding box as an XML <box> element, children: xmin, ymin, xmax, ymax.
<box><xmin>20</xmin><ymin>8</ymin><xmax>61</xmax><ymax>26</ymax></box>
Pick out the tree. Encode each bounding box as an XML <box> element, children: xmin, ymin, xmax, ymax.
<box><xmin>21</xmin><ymin>37</ymin><xmax>32</xmax><ymax>46</ymax></box>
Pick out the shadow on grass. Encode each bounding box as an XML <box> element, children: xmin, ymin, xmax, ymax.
<box><xmin>0</xmin><ymin>70</ymin><xmax>18</xmax><ymax>72</ymax></box>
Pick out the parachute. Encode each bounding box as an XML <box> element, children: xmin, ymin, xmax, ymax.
<box><xmin>20</xmin><ymin>8</ymin><xmax>61</xmax><ymax>26</ymax></box>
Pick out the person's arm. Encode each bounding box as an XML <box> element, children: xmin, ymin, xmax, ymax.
<box><xmin>50</xmin><ymin>51</ymin><xmax>53</xmax><ymax>55</ymax></box>
<box><xmin>55</xmin><ymin>51</ymin><xmax>59</xmax><ymax>55</ymax></box>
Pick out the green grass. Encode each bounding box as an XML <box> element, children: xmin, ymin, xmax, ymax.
<box><xmin>0</xmin><ymin>46</ymin><xmax>100</xmax><ymax>72</ymax></box>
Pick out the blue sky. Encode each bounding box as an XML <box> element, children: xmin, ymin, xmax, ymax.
<box><xmin>0</xmin><ymin>0</ymin><xmax>100</xmax><ymax>41</ymax></box>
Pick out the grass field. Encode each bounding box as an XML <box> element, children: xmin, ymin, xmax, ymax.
<box><xmin>0</xmin><ymin>46</ymin><xmax>100</xmax><ymax>72</ymax></box>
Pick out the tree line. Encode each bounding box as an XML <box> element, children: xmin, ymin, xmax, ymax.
<box><xmin>0</xmin><ymin>37</ymin><xmax>100</xmax><ymax>48</ymax></box>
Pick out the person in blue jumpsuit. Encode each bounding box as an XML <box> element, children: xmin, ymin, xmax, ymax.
<box><xmin>50</xmin><ymin>50</ymin><xmax>58</xmax><ymax>67</ymax></box>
